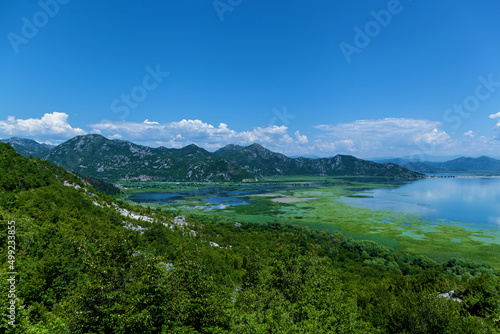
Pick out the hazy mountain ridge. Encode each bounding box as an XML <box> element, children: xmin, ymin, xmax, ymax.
<box><xmin>376</xmin><ymin>156</ymin><xmax>500</xmax><ymax>173</ymax></box>
<box><xmin>6</xmin><ymin>134</ymin><xmax>424</xmax><ymax>181</ymax></box>
<box><xmin>1</xmin><ymin>137</ymin><xmax>54</xmax><ymax>158</ymax></box>
<box><xmin>438</xmin><ymin>156</ymin><xmax>500</xmax><ymax>172</ymax></box>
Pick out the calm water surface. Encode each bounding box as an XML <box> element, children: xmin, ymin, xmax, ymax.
<box><xmin>128</xmin><ymin>186</ymin><xmax>284</xmax><ymax>208</ymax></box>
<box><xmin>340</xmin><ymin>176</ymin><xmax>500</xmax><ymax>230</ymax></box>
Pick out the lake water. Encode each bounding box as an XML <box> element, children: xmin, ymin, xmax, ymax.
<box><xmin>340</xmin><ymin>176</ymin><xmax>500</xmax><ymax>231</ymax></box>
<box><xmin>128</xmin><ymin>185</ymin><xmax>284</xmax><ymax>209</ymax></box>
<box><xmin>128</xmin><ymin>177</ymin><xmax>500</xmax><ymax>231</ymax></box>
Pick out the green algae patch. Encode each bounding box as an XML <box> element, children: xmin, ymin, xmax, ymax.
<box><xmin>400</xmin><ymin>230</ymin><xmax>427</xmax><ymax>241</ymax></box>
<box><xmin>218</xmin><ymin>184</ymin><xmax>500</xmax><ymax>269</ymax></box>
<box><xmin>126</xmin><ymin>178</ymin><xmax>500</xmax><ymax>270</ymax></box>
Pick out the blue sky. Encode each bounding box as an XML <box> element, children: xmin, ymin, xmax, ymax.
<box><xmin>1</xmin><ymin>0</ymin><xmax>500</xmax><ymax>158</ymax></box>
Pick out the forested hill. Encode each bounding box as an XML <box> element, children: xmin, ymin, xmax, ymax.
<box><xmin>1</xmin><ymin>141</ymin><xmax>499</xmax><ymax>333</ymax></box>
<box><xmin>6</xmin><ymin>134</ymin><xmax>424</xmax><ymax>181</ymax></box>
<box><xmin>0</xmin><ymin>142</ymin><xmax>82</xmax><ymax>192</ymax></box>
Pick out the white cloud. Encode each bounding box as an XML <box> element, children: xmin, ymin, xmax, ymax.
<box><xmin>414</xmin><ymin>128</ymin><xmax>450</xmax><ymax>145</ymax></box>
<box><xmin>90</xmin><ymin>119</ymin><xmax>302</xmax><ymax>151</ymax></box>
<box><xmin>312</xmin><ymin>140</ymin><xmax>336</xmax><ymax>153</ymax></box>
<box><xmin>5</xmin><ymin>113</ymin><xmax>500</xmax><ymax>159</ymax></box>
<box><xmin>314</xmin><ymin>118</ymin><xmax>451</xmax><ymax>157</ymax></box>
<box><xmin>294</xmin><ymin>131</ymin><xmax>308</xmax><ymax>144</ymax></box>
<box><xmin>0</xmin><ymin>112</ymin><xmax>86</xmax><ymax>138</ymax></box>
<box><xmin>489</xmin><ymin>112</ymin><xmax>500</xmax><ymax>127</ymax></box>
<box><xmin>489</xmin><ymin>112</ymin><xmax>500</xmax><ymax>119</ymax></box>
<box><xmin>88</xmin><ymin>117</ymin><xmax>500</xmax><ymax>158</ymax></box>
<box><xmin>310</xmin><ymin>139</ymin><xmax>356</xmax><ymax>155</ymax></box>
<box><xmin>337</xmin><ymin>139</ymin><xmax>355</xmax><ymax>151</ymax></box>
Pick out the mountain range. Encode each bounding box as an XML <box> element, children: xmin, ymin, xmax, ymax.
<box><xmin>2</xmin><ymin>134</ymin><xmax>424</xmax><ymax>181</ymax></box>
<box><xmin>6</xmin><ymin>134</ymin><xmax>500</xmax><ymax>179</ymax></box>
<box><xmin>43</xmin><ymin>134</ymin><xmax>251</xmax><ymax>182</ymax></box>
<box><xmin>374</xmin><ymin>156</ymin><xmax>500</xmax><ymax>173</ymax></box>
<box><xmin>1</xmin><ymin>137</ymin><xmax>54</xmax><ymax>158</ymax></box>
<box><xmin>213</xmin><ymin>143</ymin><xmax>421</xmax><ymax>179</ymax></box>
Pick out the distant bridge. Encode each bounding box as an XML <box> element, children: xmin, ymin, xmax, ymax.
<box><xmin>428</xmin><ymin>174</ymin><xmax>498</xmax><ymax>178</ymax></box>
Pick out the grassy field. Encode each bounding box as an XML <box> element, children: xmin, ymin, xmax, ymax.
<box><xmin>121</xmin><ymin>177</ymin><xmax>500</xmax><ymax>270</ymax></box>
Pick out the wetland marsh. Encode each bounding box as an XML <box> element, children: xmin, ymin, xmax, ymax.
<box><xmin>121</xmin><ymin>176</ymin><xmax>500</xmax><ymax>269</ymax></box>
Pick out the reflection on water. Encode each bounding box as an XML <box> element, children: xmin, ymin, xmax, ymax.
<box><xmin>128</xmin><ymin>185</ymin><xmax>284</xmax><ymax>208</ymax></box>
<box><xmin>127</xmin><ymin>192</ymin><xmax>184</xmax><ymax>204</ymax></box>
<box><xmin>340</xmin><ymin>176</ymin><xmax>500</xmax><ymax>230</ymax></box>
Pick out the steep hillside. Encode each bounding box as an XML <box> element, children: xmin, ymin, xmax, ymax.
<box><xmin>73</xmin><ymin>172</ymin><xmax>122</xmax><ymax>196</ymax></box>
<box><xmin>0</xmin><ymin>142</ymin><xmax>81</xmax><ymax>192</ymax></box>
